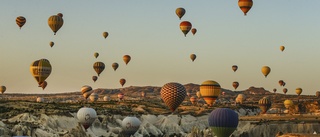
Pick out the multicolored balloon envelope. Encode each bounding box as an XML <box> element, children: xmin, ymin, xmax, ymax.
<box><xmin>208</xmin><ymin>108</ymin><xmax>239</xmax><ymax>137</ymax></box>
<box><xmin>238</xmin><ymin>0</ymin><xmax>253</xmax><ymax>16</ymax></box>
<box><xmin>160</xmin><ymin>82</ymin><xmax>187</xmax><ymax>112</ymax></box>
<box><xmin>93</xmin><ymin>62</ymin><xmax>105</xmax><ymax>76</ymax></box>
<box><xmin>180</xmin><ymin>21</ymin><xmax>192</xmax><ymax>37</ymax></box>
<box><xmin>30</xmin><ymin>59</ymin><xmax>52</xmax><ymax>86</ymax></box>
<box><xmin>200</xmin><ymin>80</ymin><xmax>221</xmax><ymax>106</ymax></box>
<box><xmin>258</xmin><ymin>97</ymin><xmax>271</xmax><ymax>114</ymax></box>
<box><xmin>16</xmin><ymin>16</ymin><xmax>26</xmax><ymax>29</ymax></box>
<box><xmin>48</xmin><ymin>15</ymin><xmax>64</xmax><ymax>35</ymax></box>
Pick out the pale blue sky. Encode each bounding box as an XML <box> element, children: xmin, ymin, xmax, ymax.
<box><xmin>1</xmin><ymin>1</ymin><xmax>320</xmax><ymax>95</ymax></box>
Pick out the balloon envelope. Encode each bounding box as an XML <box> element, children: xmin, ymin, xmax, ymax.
<box><xmin>175</xmin><ymin>7</ymin><xmax>186</xmax><ymax>20</ymax></box>
<box><xmin>261</xmin><ymin>66</ymin><xmax>271</xmax><ymax>78</ymax></box>
<box><xmin>208</xmin><ymin>108</ymin><xmax>239</xmax><ymax>137</ymax></box>
<box><xmin>93</xmin><ymin>62</ymin><xmax>105</xmax><ymax>76</ymax></box>
<box><xmin>258</xmin><ymin>97</ymin><xmax>271</xmax><ymax>114</ymax></box>
<box><xmin>48</xmin><ymin>15</ymin><xmax>63</xmax><ymax>35</ymax></box>
<box><xmin>40</xmin><ymin>81</ymin><xmax>47</xmax><ymax>90</ymax></box>
<box><xmin>103</xmin><ymin>32</ymin><xmax>108</xmax><ymax>39</ymax></box>
<box><xmin>284</xmin><ymin>100</ymin><xmax>293</xmax><ymax>109</ymax></box>
<box><xmin>160</xmin><ymin>82</ymin><xmax>187</xmax><ymax>112</ymax></box>
<box><xmin>283</xmin><ymin>88</ymin><xmax>288</xmax><ymax>94</ymax></box>
<box><xmin>190</xmin><ymin>54</ymin><xmax>196</xmax><ymax>62</ymax></box>
<box><xmin>238</xmin><ymin>0</ymin><xmax>253</xmax><ymax>16</ymax></box>
<box><xmin>77</xmin><ymin>107</ymin><xmax>97</xmax><ymax>130</ymax></box>
<box><xmin>180</xmin><ymin>21</ymin><xmax>192</xmax><ymax>37</ymax></box>
<box><xmin>123</xmin><ymin>55</ymin><xmax>131</xmax><ymax>65</ymax></box>
<box><xmin>296</xmin><ymin>88</ymin><xmax>302</xmax><ymax>95</ymax></box>
<box><xmin>92</xmin><ymin>76</ymin><xmax>98</xmax><ymax>82</ymax></box>
<box><xmin>121</xmin><ymin>117</ymin><xmax>141</xmax><ymax>136</ymax></box>
<box><xmin>191</xmin><ymin>28</ymin><xmax>197</xmax><ymax>35</ymax></box>
<box><xmin>16</xmin><ymin>16</ymin><xmax>26</xmax><ymax>29</ymax></box>
<box><xmin>200</xmin><ymin>80</ymin><xmax>221</xmax><ymax>106</ymax></box>
<box><xmin>112</xmin><ymin>63</ymin><xmax>119</xmax><ymax>71</ymax></box>
<box><xmin>30</xmin><ymin>59</ymin><xmax>52</xmax><ymax>86</ymax></box>
<box><xmin>94</xmin><ymin>52</ymin><xmax>99</xmax><ymax>58</ymax></box>
<box><xmin>0</xmin><ymin>86</ymin><xmax>6</xmax><ymax>94</ymax></box>
<box><xmin>280</xmin><ymin>46</ymin><xmax>285</xmax><ymax>52</ymax></box>
<box><xmin>232</xmin><ymin>81</ymin><xmax>239</xmax><ymax>90</ymax></box>
<box><xmin>49</xmin><ymin>41</ymin><xmax>54</xmax><ymax>48</ymax></box>
<box><xmin>232</xmin><ymin>65</ymin><xmax>238</xmax><ymax>72</ymax></box>
<box><xmin>120</xmin><ymin>78</ymin><xmax>126</xmax><ymax>87</ymax></box>
<box><xmin>89</xmin><ymin>92</ymin><xmax>99</xmax><ymax>102</ymax></box>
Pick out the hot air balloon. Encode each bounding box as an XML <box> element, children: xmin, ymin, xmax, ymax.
<box><xmin>280</xmin><ymin>46</ymin><xmax>285</xmax><ymax>52</ymax></box>
<box><xmin>283</xmin><ymin>82</ymin><xmax>286</xmax><ymax>86</ymax></box>
<box><xmin>261</xmin><ymin>66</ymin><xmax>271</xmax><ymax>78</ymax></box>
<box><xmin>48</xmin><ymin>15</ymin><xmax>63</xmax><ymax>35</ymax></box>
<box><xmin>77</xmin><ymin>107</ymin><xmax>97</xmax><ymax>131</ymax></box>
<box><xmin>81</xmin><ymin>85</ymin><xmax>92</xmax><ymax>99</ymax></box>
<box><xmin>232</xmin><ymin>81</ymin><xmax>239</xmax><ymax>90</ymax></box>
<box><xmin>16</xmin><ymin>16</ymin><xmax>26</xmax><ymax>29</ymax></box>
<box><xmin>141</xmin><ymin>91</ymin><xmax>146</xmax><ymax>98</ymax></box>
<box><xmin>273</xmin><ymin>88</ymin><xmax>277</xmax><ymax>93</ymax></box>
<box><xmin>112</xmin><ymin>63</ymin><xmax>119</xmax><ymax>71</ymax></box>
<box><xmin>118</xmin><ymin>92</ymin><xmax>124</xmax><ymax>101</ymax></box>
<box><xmin>200</xmin><ymin>80</ymin><xmax>221</xmax><ymax>106</ymax></box>
<box><xmin>120</xmin><ymin>78</ymin><xmax>126</xmax><ymax>87</ymax></box>
<box><xmin>190</xmin><ymin>96</ymin><xmax>197</xmax><ymax>105</ymax></box>
<box><xmin>102</xmin><ymin>32</ymin><xmax>108</xmax><ymax>39</ymax></box>
<box><xmin>93</xmin><ymin>62</ymin><xmax>105</xmax><ymax>76</ymax></box>
<box><xmin>94</xmin><ymin>52</ymin><xmax>99</xmax><ymax>58</ymax></box>
<box><xmin>278</xmin><ymin>80</ymin><xmax>284</xmax><ymax>86</ymax></box>
<box><xmin>191</xmin><ymin>28</ymin><xmax>197</xmax><ymax>35</ymax></box>
<box><xmin>36</xmin><ymin>97</ymin><xmax>44</xmax><ymax>103</ymax></box>
<box><xmin>180</xmin><ymin>21</ymin><xmax>192</xmax><ymax>37</ymax></box>
<box><xmin>236</xmin><ymin>94</ymin><xmax>245</xmax><ymax>104</ymax></box>
<box><xmin>89</xmin><ymin>92</ymin><xmax>99</xmax><ymax>102</ymax></box>
<box><xmin>30</xmin><ymin>59</ymin><xmax>52</xmax><ymax>86</ymax></box>
<box><xmin>196</xmin><ymin>91</ymin><xmax>201</xmax><ymax>98</ymax></box>
<box><xmin>92</xmin><ymin>76</ymin><xmax>98</xmax><ymax>82</ymax></box>
<box><xmin>296</xmin><ymin>88</ymin><xmax>302</xmax><ymax>96</ymax></box>
<box><xmin>284</xmin><ymin>100</ymin><xmax>293</xmax><ymax>109</ymax></box>
<box><xmin>0</xmin><ymin>86</ymin><xmax>6</xmax><ymax>94</ymax></box>
<box><xmin>123</xmin><ymin>55</ymin><xmax>131</xmax><ymax>65</ymax></box>
<box><xmin>160</xmin><ymin>82</ymin><xmax>187</xmax><ymax>112</ymax></box>
<box><xmin>103</xmin><ymin>96</ymin><xmax>111</xmax><ymax>101</ymax></box>
<box><xmin>232</xmin><ymin>65</ymin><xmax>238</xmax><ymax>72</ymax></box>
<box><xmin>40</xmin><ymin>81</ymin><xmax>47</xmax><ymax>90</ymax></box>
<box><xmin>49</xmin><ymin>41</ymin><xmax>54</xmax><ymax>48</ymax></box>
<box><xmin>283</xmin><ymin>88</ymin><xmax>288</xmax><ymax>94</ymax></box>
<box><xmin>175</xmin><ymin>7</ymin><xmax>186</xmax><ymax>20</ymax></box>
<box><xmin>121</xmin><ymin>116</ymin><xmax>141</xmax><ymax>136</ymax></box>
<box><xmin>258</xmin><ymin>97</ymin><xmax>271</xmax><ymax>114</ymax></box>
<box><xmin>238</xmin><ymin>0</ymin><xmax>253</xmax><ymax>16</ymax></box>
<box><xmin>316</xmin><ymin>91</ymin><xmax>320</xmax><ymax>98</ymax></box>
<box><xmin>208</xmin><ymin>108</ymin><xmax>239</xmax><ymax>137</ymax></box>
<box><xmin>190</xmin><ymin>54</ymin><xmax>196</xmax><ymax>62</ymax></box>
<box><xmin>57</xmin><ymin>13</ymin><xmax>63</xmax><ymax>18</ymax></box>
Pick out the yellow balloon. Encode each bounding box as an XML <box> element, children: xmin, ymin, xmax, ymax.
<box><xmin>0</xmin><ymin>86</ymin><xmax>6</xmax><ymax>94</ymax></box>
<box><xmin>295</xmin><ymin>88</ymin><xmax>302</xmax><ymax>95</ymax></box>
<box><xmin>284</xmin><ymin>99</ymin><xmax>293</xmax><ymax>109</ymax></box>
<box><xmin>261</xmin><ymin>66</ymin><xmax>271</xmax><ymax>78</ymax></box>
<box><xmin>200</xmin><ymin>80</ymin><xmax>221</xmax><ymax>106</ymax></box>
<box><xmin>280</xmin><ymin>46</ymin><xmax>285</xmax><ymax>52</ymax></box>
<box><xmin>48</xmin><ymin>15</ymin><xmax>64</xmax><ymax>35</ymax></box>
<box><xmin>30</xmin><ymin>59</ymin><xmax>52</xmax><ymax>86</ymax></box>
<box><xmin>103</xmin><ymin>32</ymin><xmax>108</xmax><ymax>39</ymax></box>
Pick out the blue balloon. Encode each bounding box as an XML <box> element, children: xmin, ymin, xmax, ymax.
<box><xmin>208</xmin><ymin>108</ymin><xmax>239</xmax><ymax>137</ymax></box>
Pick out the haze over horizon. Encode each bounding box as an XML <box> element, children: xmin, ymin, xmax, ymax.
<box><xmin>1</xmin><ymin>1</ymin><xmax>320</xmax><ymax>95</ymax></box>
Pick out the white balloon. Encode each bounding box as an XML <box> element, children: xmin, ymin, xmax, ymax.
<box><xmin>103</xmin><ymin>96</ymin><xmax>110</xmax><ymax>101</ymax></box>
<box><xmin>36</xmin><ymin>97</ymin><xmax>44</xmax><ymax>103</ymax></box>
<box><xmin>121</xmin><ymin>116</ymin><xmax>141</xmax><ymax>136</ymax></box>
<box><xmin>77</xmin><ymin>107</ymin><xmax>97</xmax><ymax>130</ymax></box>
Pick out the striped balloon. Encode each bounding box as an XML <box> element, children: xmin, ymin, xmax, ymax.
<box><xmin>208</xmin><ymin>108</ymin><xmax>239</xmax><ymax>137</ymax></box>
<box><xmin>179</xmin><ymin>21</ymin><xmax>192</xmax><ymax>37</ymax></box>
<box><xmin>160</xmin><ymin>82</ymin><xmax>186</xmax><ymax>112</ymax></box>
<box><xmin>30</xmin><ymin>59</ymin><xmax>52</xmax><ymax>86</ymax></box>
<box><xmin>89</xmin><ymin>92</ymin><xmax>99</xmax><ymax>102</ymax></box>
<box><xmin>16</xmin><ymin>16</ymin><xmax>26</xmax><ymax>29</ymax></box>
<box><xmin>81</xmin><ymin>85</ymin><xmax>92</xmax><ymax>99</ymax></box>
<box><xmin>48</xmin><ymin>15</ymin><xmax>64</xmax><ymax>35</ymax></box>
<box><xmin>200</xmin><ymin>80</ymin><xmax>221</xmax><ymax>106</ymax></box>
<box><xmin>258</xmin><ymin>97</ymin><xmax>271</xmax><ymax>114</ymax></box>
<box><xmin>238</xmin><ymin>0</ymin><xmax>253</xmax><ymax>16</ymax></box>
<box><xmin>93</xmin><ymin>62</ymin><xmax>105</xmax><ymax>76</ymax></box>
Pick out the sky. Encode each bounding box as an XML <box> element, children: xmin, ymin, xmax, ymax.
<box><xmin>1</xmin><ymin>1</ymin><xmax>320</xmax><ymax>95</ymax></box>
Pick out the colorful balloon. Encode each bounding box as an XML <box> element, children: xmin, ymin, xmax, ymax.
<box><xmin>180</xmin><ymin>21</ymin><xmax>192</xmax><ymax>37</ymax></box>
<box><xmin>0</xmin><ymin>86</ymin><xmax>6</xmax><ymax>94</ymax></box>
<box><xmin>232</xmin><ymin>81</ymin><xmax>239</xmax><ymax>90</ymax></box>
<box><xmin>296</xmin><ymin>88</ymin><xmax>302</xmax><ymax>95</ymax></box>
<box><xmin>200</xmin><ymin>80</ymin><xmax>221</xmax><ymax>106</ymax></box>
<box><xmin>284</xmin><ymin>99</ymin><xmax>293</xmax><ymax>109</ymax></box>
<box><xmin>103</xmin><ymin>32</ymin><xmax>108</xmax><ymax>39</ymax></box>
<box><xmin>175</xmin><ymin>7</ymin><xmax>186</xmax><ymax>20</ymax></box>
<box><xmin>208</xmin><ymin>108</ymin><xmax>239</xmax><ymax>137</ymax></box>
<box><xmin>48</xmin><ymin>15</ymin><xmax>64</xmax><ymax>35</ymax></box>
<box><xmin>30</xmin><ymin>59</ymin><xmax>52</xmax><ymax>86</ymax></box>
<box><xmin>121</xmin><ymin>116</ymin><xmax>141</xmax><ymax>136</ymax></box>
<box><xmin>16</xmin><ymin>16</ymin><xmax>26</xmax><ymax>29</ymax></box>
<box><xmin>258</xmin><ymin>97</ymin><xmax>271</xmax><ymax>114</ymax></box>
<box><xmin>261</xmin><ymin>66</ymin><xmax>271</xmax><ymax>78</ymax></box>
<box><xmin>89</xmin><ymin>92</ymin><xmax>99</xmax><ymax>102</ymax></box>
<box><xmin>92</xmin><ymin>76</ymin><xmax>98</xmax><ymax>82</ymax></box>
<box><xmin>160</xmin><ymin>82</ymin><xmax>187</xmax><ymax>112</ymax></box>
<box><xmin>94</xmin><ymin>52</ymin><xmax>99</xmax><ymax>58</ymax></box>
<box><xmin>190</xmin><ymin>54</ymin><xmax>196</xmax><ymax>62</ymax></box>
<box><xmin>81</xmin><ymin>85</ymin><xmax>92</xmax><ymax>99</ymax></box>
<box><xmin>191</xmin><ymin>28</ymin><xmax>197</xmax><ymax>35</ymax></box>
<box><xmin>236</xmin><ymin>94</ymin><xmax>245</xmax><ymax>104</ymax></box>
<box><xmin>232</xmin><ymin>65</ymin><xmax>238</xmax><ymax>72</ymax></box>
<box><xmin>283</xmin><ymin>88</ymin><xmax>288</xmax><ymax>94</ymax></box>
<box><xmin>279</xmin><ymin>80</ymin><xmax>284</xmax><ymax>86</ymax></box>
<box><xmin>77</xmin><ymin>107</ymin><xmax>97</xmax><ymax>130</ymax></box>
<box><xmin>238</xmin><ymin>0</ymin><xmax>253</xmax><ymax>16</ymax></box>
<box><xmin>49</xmin><ymin>41</ymin><xmax>54</xmax><ymax>48</ymax></box>
<box><xmin>280</xmin><ymin>46</ymin><xmax>285</xmax><ymax>52</ymax></box>
<box><xmin>112</xmin><ymin>63</ymin><xmax>119</xmax><ymax>71</ymax></box>
<box><xmin>123</xmin><ymin>55</ymin><xmax>131</xmax><ymax>65</ymax></box>
<box><xmin>120</xmin><ymin>78</ymin><xmax>126</xmax><ymax>87</ymax></box>
<box><xmin>93</xmin><ymin>62</ymin><xmax>105</xmax><ymax>76</ymax></box>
